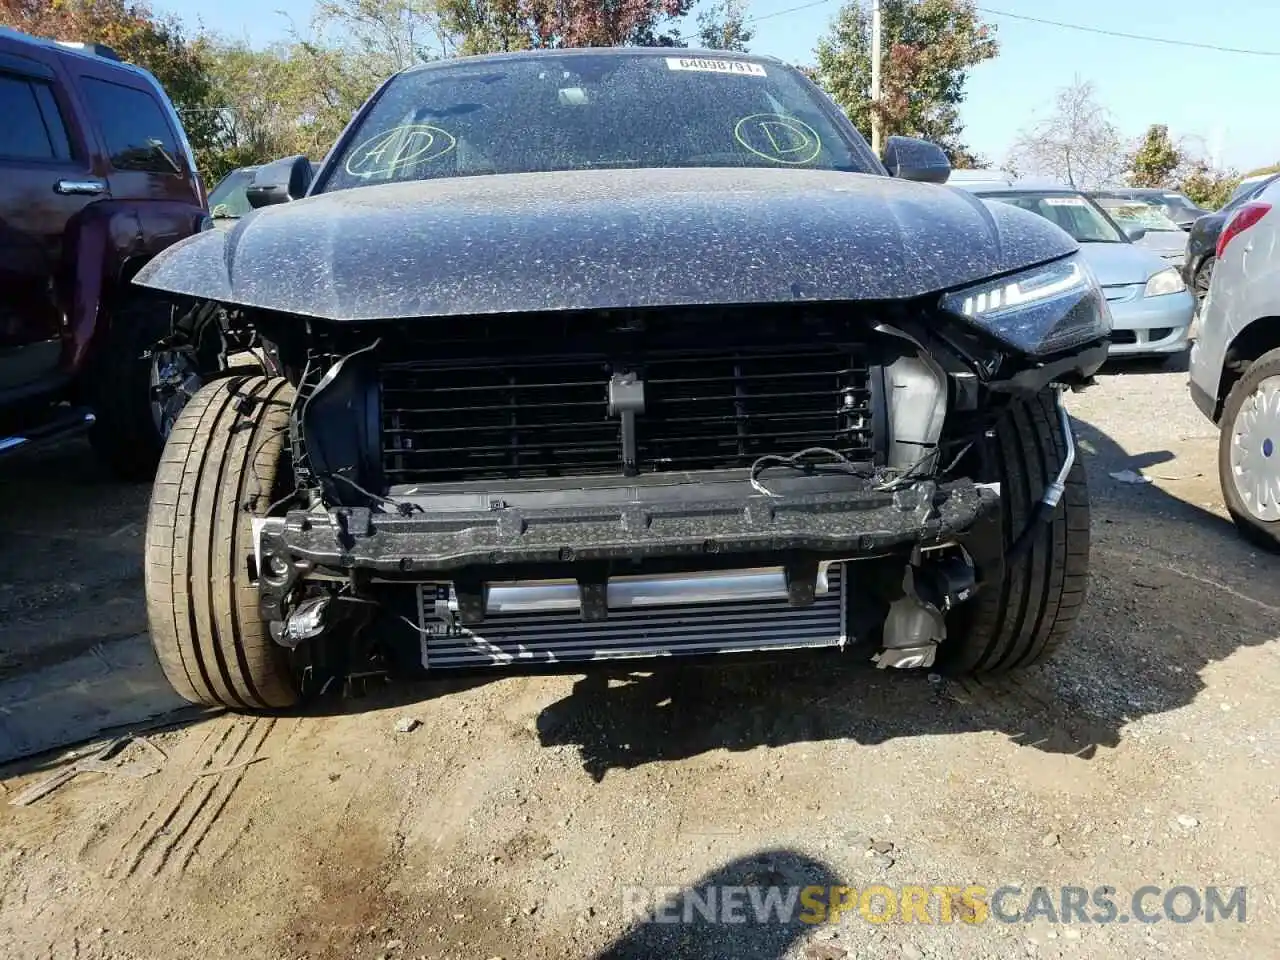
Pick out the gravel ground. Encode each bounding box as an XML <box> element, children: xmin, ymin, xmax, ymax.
<box><xmin>1</xmin><ymin>362</ymin><xmax>1278</xmax><ymax>960</ymax></box>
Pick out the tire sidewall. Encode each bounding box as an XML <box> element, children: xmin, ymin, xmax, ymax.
<box><xmin>88</xmin><ymin>294</ymin><xmax>199</xmax><ymax>479</ymax></box>
<box><xmin>1217</xmin><ymin>352</ymin><xmax>1280</xmax><ymax>549</ymax></box>
<box><xmin>1194</xmin><ymin>257</ymin><xmax>1215</xmax><ymax>305</ymax></box>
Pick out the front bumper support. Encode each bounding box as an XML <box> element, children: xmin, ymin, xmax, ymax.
<box><xmin>258</xmin><ymin>472</ymin><xmax>998</xmax><ymax>579</ymax></box>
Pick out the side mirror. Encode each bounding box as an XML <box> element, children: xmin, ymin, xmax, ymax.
<box><xmin>881</xmin><ymin>135</ymin><xmax>951</xmax><ymax>184</ymax></box>
<box><xmin>1121</xmin><ymin>223</ymin><xmax>1147</xmax><ymax>243</ymax></box>
<box><xmin>246</xmin><ymin>155</ymin><xmax>314</xmax><ymax>209</ymax></box>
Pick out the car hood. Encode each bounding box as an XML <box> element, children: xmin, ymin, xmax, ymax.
<box><xmin>1134</xmin><ymin>230</ymin><xmax>1188</xmax><ymax>260</ymax></box>
<box><xmin>1076</xmin><ymin>241</ymin><xmax>1171</xmax><ymax>286</ymax></box>
<box><xmin>134</xmin><ymin>167</ymin><xmax>1076</xmax><ymax>322</ymax></box>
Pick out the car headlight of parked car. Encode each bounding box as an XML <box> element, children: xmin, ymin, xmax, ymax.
<box><xmin>1143</xmin><ymin>267</ymin><xmax>1185</xmax><ymax>298</ymax></box>
<box><xmin>940</xmin><ymin>253</ymin><xmax>1111</xmax><ymax>356</ymax></box>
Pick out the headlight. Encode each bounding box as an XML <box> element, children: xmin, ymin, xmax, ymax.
<box><xmin>1143</xmin><ymin>267</ymin><xmax>1185</xmax><ymax>297</ymax></box>
<box><xmin>940</xmin><ymin>254</ymin><xmax>1111</xmax><ymax>356</ymax></box>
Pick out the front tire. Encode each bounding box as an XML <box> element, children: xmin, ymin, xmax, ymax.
<box><xmin>941</xmin><ymin>389</ymin><xmax>1091</xmax><ymax>674</ymax></box>
<box><xmin>1193</xmin><ymin>256</ymin><xmax>1215</xmax><ymax>310</ymax></box>
<box><xmin>145</xmin><ymin>376</ymin><xmax>301</xmax><ymax>709</ymax></box>
<box><xmin>1218</xmin><ymin>348</ymin><xmax>1280</xmax><ymax>551</ymax></box>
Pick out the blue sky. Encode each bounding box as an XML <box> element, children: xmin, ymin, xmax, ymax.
<box><xmin>157</xmin><ymin>0</ymin><xmax>1277</xmax><ymax>172</ymax></box>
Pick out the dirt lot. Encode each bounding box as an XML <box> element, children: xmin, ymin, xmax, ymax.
<box><xmin>2</xmin><ymin>363</ymin><xmax>1278</xmax><ymax>960</ymax></box>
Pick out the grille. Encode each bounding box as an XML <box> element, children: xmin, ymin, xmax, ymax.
<box><xmin>378</xmin><ymin>313</ymin><xmax>876</xmax><ymax>485</ymax></box>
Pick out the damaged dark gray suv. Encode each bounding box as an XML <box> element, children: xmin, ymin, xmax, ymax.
<box><xmin>136</xmin><ymin>49</ymin><xmax>1107</xmax><ymax>710</ymax></box>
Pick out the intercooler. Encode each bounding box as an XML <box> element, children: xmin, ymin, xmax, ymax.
<box><xmin>414</xmin><ymin>563</ymin><xmax>848</xmax><ymax>669</ymax></box>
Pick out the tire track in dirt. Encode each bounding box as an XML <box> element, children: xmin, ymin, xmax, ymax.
<box><xmin>153</xmin><ymin>717</ymin><xmax>278</xmax><ymax>877</ymax></box>
<box><xmin>90</xmin><ymin>715</ymin><xmax>277</xmax><ymax>880</ymax></box>
<box><xmin>194</xmin><ymin>715</ymin><xmax>308</xmax><ymax>874</ymax></box>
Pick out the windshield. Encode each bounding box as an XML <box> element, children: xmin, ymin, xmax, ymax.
<box><xmin>979</xmin><ymin>191</ymin><xmax>1126</xmax><ymax>243</ymax></box>
<box><xmin>1152</xmin><ymin>192</ymin><xmax>1200</xmax><ymax>217</ymax></box>
<box><xmin>208</xmin><ymin>169</ymin><xmax>256</xmax><ymax>218</ymax></box>
<box><xmin>320</xmin><ymin>53</ymin><xmax>875</xmax><ymax>192</ymax></box>
<box><xmin>1093</xmin><ymin>197</ymin><xmax>1182</xmax><ymax>232</ymax></box>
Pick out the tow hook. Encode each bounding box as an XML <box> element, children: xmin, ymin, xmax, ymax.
<box><xmin>278</xmin><ymin>596</ymin><xmax>332</xmax><ymax>648</ymax></box>
<box><xmin>874</xmin><ymin>554</ymin><xmax>976</xmax><ymax>669</ymax></box>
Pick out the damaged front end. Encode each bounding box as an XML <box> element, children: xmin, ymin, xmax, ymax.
<box><xmin>240</xmin><ymin>291</ymin><xmax>1100</xmax><ymax>678</ymax></box>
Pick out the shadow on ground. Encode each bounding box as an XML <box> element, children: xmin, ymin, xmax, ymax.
<box><xmin>530</xmin><ymin>402</ymin><xmax>1279</xmax><ymax>780</ymax></box>
<box><xmin>593</xmin><ymin>848</ymin><xmax>844</xmax><ymax>960</ymax></box>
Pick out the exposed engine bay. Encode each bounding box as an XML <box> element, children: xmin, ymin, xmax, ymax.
<box><xmin>221</xmin><ymin>298</ymin><xmax>1098</xmax><ymax>685</ymax></box>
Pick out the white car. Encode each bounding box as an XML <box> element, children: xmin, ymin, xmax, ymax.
<box><xmin>1189</xmin><ymin>179</ymin><xmax>1280</xmax><ymax>547</ymax></box>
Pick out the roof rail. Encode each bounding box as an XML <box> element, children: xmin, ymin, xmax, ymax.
<box><xmin>55</xmin><ymin>41</ymin><xmax>122</xmax><ymax>61</ymax></box>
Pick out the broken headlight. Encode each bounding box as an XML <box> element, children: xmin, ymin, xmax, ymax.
<box><xmin>940</xmin><ymin>254</ymin><xmax>1111</xmax><ymax>357</ymax></box>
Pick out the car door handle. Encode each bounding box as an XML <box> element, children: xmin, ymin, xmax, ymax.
<box><xmin>54</xmin><ymin>178</ymin><xmax>106</xmax><ymax>196</ymax></box>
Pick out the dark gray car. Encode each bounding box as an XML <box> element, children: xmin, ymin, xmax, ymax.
<box><xmin>132</xmin><ymin>49</ymin><xmax>1109</xmax><ymax>711</ymax></box>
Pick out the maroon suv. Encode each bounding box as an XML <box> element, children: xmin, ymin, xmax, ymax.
<box><xmin>0</xmin><ymin>27</ymin><xmax>208</xmax><ymax>477</ymax></box>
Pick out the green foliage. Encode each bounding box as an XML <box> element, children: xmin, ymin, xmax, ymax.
<box><xmin>436</xmin><ymin>0</ymin><xmax>530</xmax><ymax>55</ymax></box>
<box><xmin>197</xmin><ymin>39</ymin><xmax>382</xmax><ymax>183</ymax></box>
<box><xmin>813</xmin><ymin>0</ymin><xmax>997</xmax><ymax>159</ymax></box>
<box><xmin>696</xmin><ymin>0</ymin><xmax>754</xmax><ymax>52</ymax></box>
<box><xmin>314</xmin><ymin>0</ymin><xmax>453</xmax><ymax>71</ymax></box>
<box><xmin>1177</xmin><ymin>160</ymin><xmax>1240</xmax><ymax>211</ymax></box>
<box><xmin>1129</xmin><ymin>124</ymin><xmax>1181</xmax><ymax>188</ymax></box>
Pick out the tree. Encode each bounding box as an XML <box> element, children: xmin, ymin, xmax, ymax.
<box><xmin>198</xmin><ymin>39</ymin><xmax>383</xmax><ymax>181</ymax></box>
<box><xmin>518</xmin><ymin>0</ymin><xmax>695</xmax><ymax>47</ymax></box>
<box><xmin>314</xmin><ymin>0</ymin><xmax>455</xmax><ymax>72</ymax></box>
<box><xmin>696</xmin><ymin>0</ymin><xmax>753</xmax><ymax>51</ymax></box>
<box><xmin>1129</xmin><ymin>123</ymin><xmax>1181</xmax><ymax>188</ymax></box>
<box><xmin>1177</xmin><ymin>159</ymin><xmax>1240</xmax><ymax>210</ymax></box>
<box><xmin>812</xmin><ymin>0</ymin><xmax>997</xmax><ymax>163</ymax></box>
<box><xmin>1</xmin><ymin>0</ymin><xmax>220</xmax><ymax>156</ymax></box>
<box><xmin>1007</xmin><ymin>78</ymin><xmax>1126</xmax><ymax>189</ymax></box>
<box><xmin>337</xmin><ymin>0</ymin><xmax>696</xmax><ymax>56</ymax></box>
<box><xmin>436</xmin><ymin>0</ymin><xmax>529</xmax><ymax>55</ymax></box>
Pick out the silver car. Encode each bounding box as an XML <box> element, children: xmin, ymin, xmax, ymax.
<box><xmin>960</xmin><ymin>184</ymin><xmax>1195</xmax><ymax>358</ymax></box>
<box><xmin>1188</xmin><ymin>179</ymin><xmax>1280</xmax><ymax>547</ymax></box>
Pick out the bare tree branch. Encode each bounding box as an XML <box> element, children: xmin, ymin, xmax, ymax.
<box><xmin>1007</xmin><ymin>78</ymin><xmax>1127</xmax><ymax>189</ymax></box>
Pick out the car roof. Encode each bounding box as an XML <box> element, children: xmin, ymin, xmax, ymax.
<box><xmin>0</xmin><ymin>25</ymin><xmax>159</xmax><ymax>84</ymax></box>
<box><xmin>402</xmin><ymin>46</ymin><xmax>787</xmax><ymax>75</ymax></box>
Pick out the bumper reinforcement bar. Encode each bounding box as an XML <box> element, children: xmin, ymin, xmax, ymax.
<box><xmin>255</xmin><ymin>477</ymin><xmax>998</xmax><ymax>578</ymax></box>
